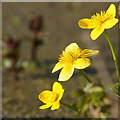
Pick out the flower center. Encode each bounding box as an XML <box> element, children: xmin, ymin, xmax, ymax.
<box><xmin>59</xmin><ymin>49</ymin><xmax>82</xmax><ymax>63</ymax></box>
<box><xmin>91</xmin><ymin>11</ymin><xmax>112</xmax><ymax>25</ymax></box>
<box><xmin>40</xmin><ymin>91</ymin><xmax>58</xmax><ymax>103</ymax></box>
<box><xmin>46</xmin><ymin>92</ymin><xmax>58</xmax><ymax>103</ymax></box>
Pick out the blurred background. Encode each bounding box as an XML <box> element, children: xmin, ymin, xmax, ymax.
<box><xmin>2</xmin><ymin>2</ymin><xmax>119</xmax><ymax>118</ymax></box>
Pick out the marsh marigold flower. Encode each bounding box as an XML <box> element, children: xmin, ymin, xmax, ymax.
<box><xmin>78</xmin><ymin>4</ymin><xmax>119</xmax><ymax>40</ymax></box>
<box><xmin>52</xmin><ymin>43</ymin><xmax>99</xmax><ymax>81</ymax></box>
<box><xmin>38</xmin><ymin>82</ymin><xmax>64</xmax><ymax>110</ymax></box>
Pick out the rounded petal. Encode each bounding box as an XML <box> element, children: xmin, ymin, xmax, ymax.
<box><xmin>38</xmin><ymin>90</ymin><xmax>58</xmax><ymax>103</ymax></box>
<box><xmin>51</xmin><ymin>101</ymin><xmax>60</xmax><ymax>110</ymax></box>
<box><xmin>65</xmin><ymin>43</ymin><xmax>81</xmax><ymax>52</ymax></box>
<box><xmin>102</xmin><ymin>18</ymin><xmax>118</xmax><ymax>29</ymax></box>
<box><xmin>57</xmin><ymin>89</ymin><xmax>64</xmax><ymax>101</ymax></box>
<box><xmin>39</xmin><ymin>103</ymin><xmax>52</xmax><ymax>109</ymax></box>
<box><xmin>52</xmin><ymin>62</ymin><xmax>64</xmax><ymax>73</ymax></box>
<box><xmin>90</xmin><ymin>27</ymin><xmax>105</xmax><ymax>40</ymax></box>
<box><xmin>106</xmin><ymin>4</ymin><xmax>116</xmax><ymax>17</ymax></box>
<box><xmin>58</xmin><ymin>64</ymin><xmax>74</xmax><ymax>81</ymax></box>
<box><xmin>74</xmin><ymin>58</ymin><xmax>91</xmax><ymax>69</ymax></box>
<box><xmin>52</xmin><ymin>82</ymin><xmax>63</xmax><ymax>94</ymax></box>
<box><xmin>81</xmin><ymin>49</ymin><xmax>99</xmax><ymax>57</ymax></box>
<box><xmin>78</xmin><ymin>19</ymin><xmax>97</xmax><ymax>29</ymax></box>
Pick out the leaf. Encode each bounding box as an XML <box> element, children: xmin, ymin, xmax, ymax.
<box><xmin>84</xmin><ymin>83</ymin><xmax>103</xmax><ymax>93</ymax></box>
<box><xmin>111</xmin><ymin>82</ymin><xmax>120</xmax><ymax>97</ymax></box>
<box><xmin>85</xmin><ymin>86</ymin><xmax>103</xmax><ymax>93</ymax></box>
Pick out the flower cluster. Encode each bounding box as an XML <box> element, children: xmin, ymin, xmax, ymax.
<box><xmin>38</xmin><ymin>4</ymin><xmax>119</xmax><ymax>111</ymax></box>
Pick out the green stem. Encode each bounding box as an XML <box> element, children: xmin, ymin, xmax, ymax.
<box><xmin>104</xmin><ymin>30</ymin><xmax>120</xmax><ymax>81</ymax></box>
<box><xmin>61</xmin><ymin>101</ymin><xmax>78</xmax><ymax>111</ymax></box>
<box><xmin>80</xmin><ymin>70</ymin><xmax>93</xmax><ymax>83</ymax></box>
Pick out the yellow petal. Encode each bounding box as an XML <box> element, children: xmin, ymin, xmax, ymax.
<box><xmin>38</xmin><ymin>90</ymin><xmax>58</xmax><ymax>103</ymax></box>
<box><xmin>58</xmin><ymin>64</ymin><xmax>74</xmax><ymax>81</ymax></box>
<box><xmin>74</xmin><ymin>58</ymin><xmax>91</xmax><ymax>69</ymax></box>
<box><xmin>90</xmin><ymin>27</ymin><xmax>105</xmax><ymax>40</ymax></box>
<box><xmin>39</xmin><ymin>103</ymin><xmax>52</xmax><ymax>109</ymax></box>
<box><xmin>106</xmin><ymin>4</ymin><xmax>116</xmax><ymax>18</ymax></box>
<box><xmin>57</xmin><ymin>89</ymin><xmax>64</xmax><ymax>101</ymax></box>
<box><xmin>102</xmin><ymin>18</ymin><xmax>118</xmax><ymax>29</ymax></box>
<box><xmin>65</xmin><ymin>43</ymin><xmax>81</xmax><ymax>53</ymax></box>
<box><xmin>51</xmin><ymin>101</ymin><xmax>60</xmax><ymax>110</ymax></box>
<box><xmin>81</xmin><ymin>49</ymin><xmax>99</xmax><ymax>57</ymax></box>
<box><xmin>52</xmin><ymin>62</ymin><xmax>64</xmax><ymax>73</ymax></box>
<box><xmin>78</xmin><ymin>19</ymin><xmax>97</xmax><ymax>29</ymax></box>
<box><xmin>52</xmin><ymin>82</ymin><xmax>63</xmax><ymax>94</ymax></box>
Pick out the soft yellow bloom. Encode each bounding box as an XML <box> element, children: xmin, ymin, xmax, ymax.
<box><xmin>78</xmin><ymin>4</ymin><xmax>119</xmax><ymax>40</ymax></box>
<box><xmin>52</xmin><ymin>43</ymin><xmax>99</xmax><ymax>81</ymax></box>
<box><xmin>38</xmin><ymin>82</ymin><xmax>64</xmax><ymax>110</ymax></box>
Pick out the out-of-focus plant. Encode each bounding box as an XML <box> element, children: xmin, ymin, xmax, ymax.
<box><xmin>71</xmin><ymin>83</ymin><xmax>111</xmax><ymax>118</ymax></box>
<box><xmin>3</xmin><ymin>13</ymin><xmax>48</xmax><ymax>80</ymax></box>
<box><xmin>2</xmin><ymin>36</ymin><xmax>20</xmax><ymax>80</ymax></box>
<box><xmin>111</xmin><ymin>82</ymin><xmax>120</xmax><ymax>97</ymax></box>
<box><xmin>28</xmin><ymin>12</ymin><xmax>44</xmax><ymax>62</ymax></box>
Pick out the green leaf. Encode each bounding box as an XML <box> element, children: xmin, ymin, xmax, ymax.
<box><xmin>83</xmin><ymin>83</ymin><xmax>103</xmax><ymax>94</ymax></box>
<box><xmin>111</xmin><ymin>82</ymin><xmax>120</xmax><ymax>97</ymax></box>
<box><xmin>85</xmin><ymin>86</ymin><xmax>103</xmax><ymax>93</ymax></box>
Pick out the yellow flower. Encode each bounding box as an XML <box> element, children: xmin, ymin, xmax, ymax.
<box><xmin>38</xmin><ymin>82</ymin><xmax>64</xmax><ymax>110</ymax></box>
<box><xmin>52</xmin><ymin>43</ymin><xmax>99</xmax><ymax>81</ymax></box>
<box><xmin>78</xmin><ymin>4</ymin><xmax>119</xmax><ymax>40</ymax></box>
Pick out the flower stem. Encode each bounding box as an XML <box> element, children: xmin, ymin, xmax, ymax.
<box><xmin>61</xmin><ymin>101</ymin><xmax>78</xmax><ymax>111</ymax></box>
<box><xmin>80</xmin><ymin>70</ymin><xmax>93</xmax><ymax>83</ymax></box>
<box><xmin>104</xmin><ymin>30</ymin><xmax>120</xmax><ymax>81</ymax></box>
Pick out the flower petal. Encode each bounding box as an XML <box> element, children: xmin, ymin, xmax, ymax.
<box><xmin>39</xmin><ymin>103</ymin><xmax>52</xmax><ymax>109</ymax></box>
<box><xmin>52</xmin><ymin>82</ymin><xmax>63</xmax><ymax>94</ymax></box>
<box><xmin>52</xmin><ymin>62</ymin><xmax>64</xmax><ymax>73</ymax></box>
<box><xmin>38</xmin><ymin>90</ymin><xmax>57</xmax><ymax>103</ymax></box>
<box><xmin>57</xmin><ymin>89</ymin><xmax>64</xmax><ymax>101</ymax></box>
<box><xmin>58</xmin><ymin>64</ymin><xmax>74</xmax><ymax>81</ymax></box>
<box><xmin>78</xmin><ymin>19</ymin><xmax>98</xmax><ymax>29</ymax></box>
<box><xmin>106</xmin><ymin>4</ymin><xmax>116</xmax><ymax>18</ymax></box>
<box><xmin>65</xmin><ymin>43</ymin><xmax>81</xmax><ymax>53</ymax></box>
<box><xmin>102</xmin><ymin>18</ymin><xmax>118</xmax><ymax>29</ymax></box>
<box><xmin>74</xmin><ymin>58</ymin><xmax>91</xmax><ymax>69</ymax></box>
<box><xmin>51</xmin><ymin>101</ymin><xmax>60</xmax><ymax>110</ymax></box>
<box><xmin>90</xmin><ymin>27</ymin><xmax>105</xmax><ymax>40</ymax></box>
<box><xmin>81</xmin><ymin>49</ymin><xmax>99</xmax><ymax>57</ymax></box>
